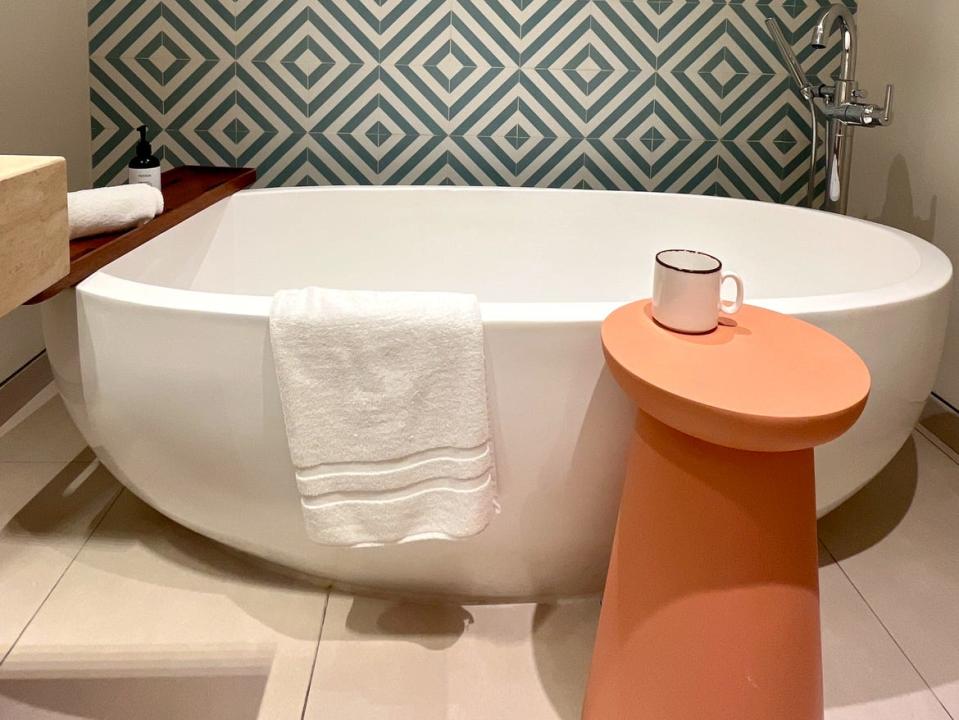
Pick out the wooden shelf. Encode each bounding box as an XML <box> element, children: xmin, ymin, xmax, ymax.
<box><xmin>26</xmin><ymin>166</ymin><xmax>256</xmax><ymax>304</ymax></box>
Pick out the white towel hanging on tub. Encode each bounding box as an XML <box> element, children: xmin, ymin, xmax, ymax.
<box><xmin>269</xmin><ymin>287</ymin><xmax>499</xmax><ymax>547</ymax></box>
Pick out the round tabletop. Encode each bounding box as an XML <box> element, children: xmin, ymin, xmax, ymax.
<box><xmin>601</xmin><ymin>301</ymin><xmax>871</xmax><ymax>452</ymax></box>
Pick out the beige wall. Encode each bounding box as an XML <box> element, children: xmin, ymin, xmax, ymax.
<box><xmin>0</xmin><ymin>0</ymin><xmax>90</xmax><ymax>382</ymax></box>
<box><xmin>849</xmin><ymin>0</ymin><xmax>959</xmax><ymax>407</ymax></box>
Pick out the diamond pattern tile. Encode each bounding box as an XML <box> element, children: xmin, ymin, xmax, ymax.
<box><xmin>88</xmin><ymin>0</ymin><xmax>854</xmax><ymax>202</ymax></box>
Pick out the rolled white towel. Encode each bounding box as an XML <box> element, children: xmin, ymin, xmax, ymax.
<box><xmin>67</xmin><ymin>184</ymin><xmax>164</xmax><ymax>240</ymax></box>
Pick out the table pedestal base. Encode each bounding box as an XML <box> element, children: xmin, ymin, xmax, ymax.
<box><xmin>583</xmin><ymin>411</ymin><xmax>823</xmax><ymax>720</ymax></box>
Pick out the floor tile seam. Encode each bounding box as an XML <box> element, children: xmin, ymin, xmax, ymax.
<box><xmin>818</xmin><ymin>539</ymin><xmax>955</xmax><ymax>719</ymax></box>
<box><xmin>299</xmin><ymin>589</ymin><xmax>333</xmax><ymax>720</ymax></box>
<box><xmin>916</xmin><ymin>423</ymin><xmax>959</xmax><ymax>468</ymax></box>
<box><xmin>0</xmin><ymin>478</ymin><xmax>124</xmax><ymax>666</ymax></box>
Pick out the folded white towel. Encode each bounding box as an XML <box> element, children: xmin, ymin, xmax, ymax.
<box><xmin>269</xmin><ymin>287</ymin><xmax>499</xmax><ymax>547</ymax></box>
<box><xmin>67</xmin><ymin>184</ymin><xmax>164</xmax><ymax>240</ymax></box>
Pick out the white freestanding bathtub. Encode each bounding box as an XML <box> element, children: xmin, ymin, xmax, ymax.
<box><xmin>41</xmin><ymin>187</ymin><xmax>952</xmax><ymax>600</ymax></box>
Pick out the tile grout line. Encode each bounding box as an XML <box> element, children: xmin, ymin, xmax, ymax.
<box><xmin>0</xmin><ymin>350</ymin><xmax>46</xmax><ymax>391</ymax></box>
<box><xmin>0</xmin><ymin>479</ymin><xmax>125</xmax><ymax>666</ymax></box>
<box><xmin>932</xmin><ymin>391</ymin><xmax>959</xmax><ymax>416</ymax></box>
<box><xmin>916</xmin><ymin>423</ymin><xmax>959</xmax><ymax>468</ymax></box>
<box><xmin>818</xmin><ymin>540</ymin><xmax>956</xmax><ymax>720</ymax></box>
<box><xmin>0</xmin><ymin>383</ymin><xmax>58</xmax><ymax>439</ymax></box>
<box><xmin>298</xmin><ymin>589</ymin><xmax>333</xmax><ymax>720</ymax></box>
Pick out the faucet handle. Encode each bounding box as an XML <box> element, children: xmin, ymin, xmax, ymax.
<box><xmin>880</xmin><ymin>83</ymin><xmax>894</xmax><ymax>125</ymax></box>
<box><xmin>857</xmin><ymin>84</ymin><xmax>894</xmax><ymax>127</ymax></box>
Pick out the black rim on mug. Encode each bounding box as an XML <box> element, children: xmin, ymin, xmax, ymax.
<box><xmin>655</xmin><ymin>249</ymin><xmax>722</xmax><ymax>275</ymax></box>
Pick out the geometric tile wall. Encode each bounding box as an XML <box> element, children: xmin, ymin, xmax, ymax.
<box><xmin>89</xmin><ymin>0</ymin><xmax>855</xmax><ymax>204</ymax></box>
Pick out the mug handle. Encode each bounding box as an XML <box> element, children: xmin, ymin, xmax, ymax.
<box><xmin>720</xmin><ymin>272</ymin><xmax>744</xmax><ymax>314</ymax></box>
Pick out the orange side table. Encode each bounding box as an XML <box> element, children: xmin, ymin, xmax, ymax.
<box><xmin>583</xmin><ymin>301</ymin><xmax>870</xmax><ymax>720</ymax></box>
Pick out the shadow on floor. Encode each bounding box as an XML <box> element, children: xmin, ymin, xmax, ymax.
<box><xmin>2</xmin><ymin>452</ymin><xmax>117</xmax><ymax>539</ymax></box>
<box><xmin>338</xmin><ymin>594</ymin><xmax>599</xmax><ymax>719</ymax></box>
<box><xmin>921</xmin><ymin>410</ymin><xmax>959</xmax><ymax>459</ymax></box>
<box><xmin>818</xmin><ymin>436</ymin><xmax>918</xmax><ymax>564</ymax></box>
<box><xmin>345</xmin><ymin>599</ymin><xmax>475</xmax><ymax>651</ymax></box>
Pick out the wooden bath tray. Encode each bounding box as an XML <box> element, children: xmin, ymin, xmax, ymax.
<box><xmin>26</xmin><ymin>166</ymin><xmax>256</xmax><ymax>304</ymax></box>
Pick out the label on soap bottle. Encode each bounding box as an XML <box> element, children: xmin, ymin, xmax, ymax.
<box><xmin>129</xmin><ymin>167</ymin><xmax>162</xmax><ymax>191</ymax></box>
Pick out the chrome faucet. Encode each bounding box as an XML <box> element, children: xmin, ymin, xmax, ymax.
<box><xmin>812</xmin><ymin>4</ymin><xmax>856</xmax><ymax>88</ymax></box>
<box><xmin>766</xmin><ymin>5</ymin><xmax>894</xmax><ymax>213</ymax></box>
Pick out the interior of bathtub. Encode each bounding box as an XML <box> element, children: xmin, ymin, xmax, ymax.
<box><xmin>98</xmin><ymin>187</ymin><xmax>922</xmax><ymax>304</ymax></box>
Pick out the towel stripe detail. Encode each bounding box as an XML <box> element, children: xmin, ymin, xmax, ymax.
<box><xmin>299</xmin><ymin>474</ymin><xmax>499</xmax><ymax>548</ymax></box>
<box><xmin>296</xmin><ymin>442</ymin><xmax>493</xmax><ymax>496</ymax></box>
<box><xmin>301</xmin><ymin>470</ymin><xmax>492</xmax><ymax>506</ymax></box>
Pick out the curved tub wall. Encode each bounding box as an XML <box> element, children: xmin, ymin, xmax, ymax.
<box><xmin>798</xmin><ymin>289</ymin><xmax>952</xmax><ymax>514</ymax></box>
<box><xmin>42</xmin><ymin>291</ymin><xmax>89</xmax><ymax>437</ymax></box>
<box><xmin>64</xmin><ymin>288</ymin><xmax>632</xmax><ymax>599</ymax></box>
<box><xmin>41</xmin><ymin>188</ymin><xmax>953</xmax><ymax>600</ymax></box>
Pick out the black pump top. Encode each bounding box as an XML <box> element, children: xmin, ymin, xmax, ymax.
<box><xmin>135</xmin><ymin>125</ymin><xmax>153</xmax><ymax>159</ymax></box>
<box><xmin>130</xmin><ymin>125</ymin><xmax>160</xmax><ymax>170</ymax></box>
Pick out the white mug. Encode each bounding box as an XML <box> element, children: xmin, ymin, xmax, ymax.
<box><xmin>652</xmin><ymin>249</ymin><xmax>745</xmax><ymax>334</ymax></box>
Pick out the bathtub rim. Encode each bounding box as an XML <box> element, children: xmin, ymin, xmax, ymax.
<box><xmin>74</xmin><ymin>188</ymin><xmax>953</xmax><ymax>325</ymax></box>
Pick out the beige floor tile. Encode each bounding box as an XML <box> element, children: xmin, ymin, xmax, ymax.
<box><xmin>305</xmin><ymin>592</ymin><xmax>600</xmax><ymax>720</ymax></box>
<box><xmin>820</xmin><ymin>431</ymin><xmax>959</xmax><ymax>717</ymax></box>
<box><xmin>0</xmin><ymin>491</ymin><xmax>329</xmax><ymax>720</ymax></box>
<box><xmin>302</xmin><ymin>569</ymin><xmax>950</xmax><ymax>720</ymax></box>
<box><xmin>303</xmin><ymin>539</ymin><xmax>949</xmax><ymax>720</ymax></box>
<box><xmin>0</xmin><ymin>461</ymin><xmax>120</xmax><ymax>660</ymax></box>
<box><xmin>1</xmin><ymin>387</ymin><xmax>953</xmax><ymax>719</ymax></box>
<box><xmin>820</xmin><ymin>546</ymin><xmax>950</xmax><ymax>719</ymax></box>
<box><xmin>0</xmin><ymin>395</ymin><xmax>90</xmax><ymax>463</ymax></box>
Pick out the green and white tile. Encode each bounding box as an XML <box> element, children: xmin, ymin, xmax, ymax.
<box><xmin>379</xmin><ymin>0</ymin><xmax>453</xmax><ymax>66</ymax></box>
<box><xmin>716</xmin><ymin>139</ymin><xmax>783</xmax><ymax>202</ymax></box>
<box><xmin>587</xmin><ymin>1</ymin><xmax>656</xmax><ymax>72</ymax></box>
<box><xmin>165</xmin><ymin>60</ymin><xmax>237</xmax><ymax>130</ymax></box>
<box><xmin>654</xmin><ymin>71</ymin><xmax>719</xmax><ymax>140</ymax></box>
<box><xmin>448</xmin><ymin>133</ymin><xmax>536</xmax><ymax>186</ymax></box>
<box><xmin>160</xmin><ymin>0</ymin><xmax>235</xmax><ymax>62</ymax></box>
<box><xmin>163</xmin><ymin>127</ymin><xmax>237</xmax><ymax>170</ymax></box>
<box><xmin>89</xmin><ymin>0</ymin><xmax>163</xmax><ymax>60</ymax></box>
<box><xmin>302</xmin><ymin>65</ymin><xmax>383</xmax><ymax>135</ymax></box>
<box><xmin>585</xmin><ymin>69</ymin><xmax>657</xmax><ymax>139</ymax></box>
<box><xmin>379</xmin><ymin>63</ymin><xmax>452</xmax><ymax>135</ymax></box>
<box><xmin>583</xmin><ymin>138</ymin><xmax>653</xmax><ymax>191</ymax></box>
<box><xmin>520</xmin><ymin>0</ymin><xmax>591</xmax><ymax>70</ymax></box>
<box><xmin>650</xmin><ymin>138</ymin><xmax>721</xmax><ymax>195</ymax></box>
<box><xmin>449</xmin><ymin>67</ymin><xmax>520</xmax><ymax>137</ymax></box>
<box><xmin>377</xmin><ymin>133</ymin><xmax>450</xmax><ymax>184</ymax></box>
<box><xmin>651</xmin><ymin>0</ymin><xmax>728</xmax><ymax>72</ymax></box>
<box><xmin>88</xmin><ymin>0</ymin><xmax>855</xmax><ymax>201</ymax></box>
<box><xmin>517</xmin><ymin>68</ymin><xmax>588</xmax><ymax>139</ymax></box>
<box><xmin>451</xmin><ymin>0</ymin><xmax>522</xmax><ymax>69</ymax></box>
<box><xmin>235</xmin><ymin>60</ymin><xmax>316</xmax><ymax>133</ymax></box>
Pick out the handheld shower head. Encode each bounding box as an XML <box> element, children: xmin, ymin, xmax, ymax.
<box><xmin>765</xmin><ymin>17</ymin><xmax>818</xmax><ymax>209</ymax></box>
<box><xmin>765</xmin><ymin>18</ymin><xmax>810</xmax><ymax>93</ymax></box>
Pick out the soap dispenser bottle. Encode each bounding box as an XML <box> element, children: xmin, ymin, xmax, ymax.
<box><xmin>128</xmin><ymin>125</ymin><xmax>161</xmax><ymax>190</ymax></box>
